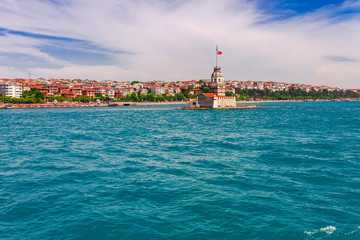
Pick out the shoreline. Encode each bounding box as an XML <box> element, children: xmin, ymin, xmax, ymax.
<box><xmin>181</xmin><ymin>106</ymin><xmax>263</xmax><ymax>110</ymax></box>
<box><xmin>236</xmin><ymin>99</ymin><xmax>360</xmax><ymax>103</ymax></box>
<box><xmin>0</xmin><ymin>101</ymin><xmax>191</xmax><ymax>109</ymax></box>
<box><xmin>1</xmin><ymin>99</ymin><xmax>359</xmax><ymax>109</ymax></box>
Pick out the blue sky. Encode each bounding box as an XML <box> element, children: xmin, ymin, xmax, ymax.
<box><xmin>0</xmin><ymin>0</ymin><xmax>359</xmax><ymax>88</ymax></box>
<box><xmin>256</xmin><ymin>0</ymin><xmax>346</xmax><ymax>15</ymax></box>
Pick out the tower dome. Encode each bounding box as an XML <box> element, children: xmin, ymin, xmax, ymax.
<box><xmin>211</xmin><ymin>66</ymin><xmax>224</xmax><ymax>78</ymax></box>
<box><xmin>211</xmin><ymin>66</ymin><xmax>224</xmax><ymax>84</ymax></box>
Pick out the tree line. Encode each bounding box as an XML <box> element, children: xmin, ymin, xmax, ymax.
<box><xmin>1</xmin><ymin>87</ymin><xmax>358</xmax><ymax>104</ymax></box>
<box><xmin>0</xmin><ymin>88</ymin><xmax>191</xmax><ymax>103</ymax></box>
<box><xmin>234</xmin><ymin>89</ymin><xmax>359</xmax><ymax>100</ymax></box>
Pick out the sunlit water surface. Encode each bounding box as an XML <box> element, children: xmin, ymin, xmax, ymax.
<box><xmin>1</xmin><ymin>101</ymin><xmax>360</xmax><ymax>239</ymax></box>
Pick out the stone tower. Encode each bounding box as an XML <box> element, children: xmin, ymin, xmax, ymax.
<box><xmin>196</xmin><ymin>45</ymin><xmax>237</xmax><ymax>108</ymax></box>
<box><xmin>210</xmin><ymin>66</ymin><xmax>226</xmax><ymax>96</ymax></box>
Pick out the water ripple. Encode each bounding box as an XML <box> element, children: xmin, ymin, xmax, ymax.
<box><xmin>1</xmin><ymin>102</ymin><xmax>360</xmax><ymax>239</ymax></box>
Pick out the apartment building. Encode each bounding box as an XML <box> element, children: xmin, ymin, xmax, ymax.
<box><xmin>0</xmin><ymin>83</ymin><xmax>23</xmax><ymax>98</ymax></box>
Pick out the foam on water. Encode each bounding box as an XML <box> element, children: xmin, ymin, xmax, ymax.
<box><xmin>320</xmin><ymin>226</ymin><xmax>336</xmax><ymax>234</ymax></box>
<box><xmin>304</xmin><ymin>225</ymin><xmax>360</xmax><ymax>240</ymax></box>
<box><xmin>305</xmin><ymin>226</ymin><xmax>336</xmax><ymax>235</ymax></box>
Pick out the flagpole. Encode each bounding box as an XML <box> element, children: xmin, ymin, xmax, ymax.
<box><xmin>216</xmin><ymin>44</ymin><xmax>218</xmax><ymax>67</ymax></box>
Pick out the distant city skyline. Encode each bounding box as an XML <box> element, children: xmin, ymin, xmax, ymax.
<box><xmin>0</xmin><ymin>0</ymin><xmax>360</xmax><ymax>88</ymax></box>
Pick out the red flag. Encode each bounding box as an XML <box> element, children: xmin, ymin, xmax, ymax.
<box><xmin>217</xmin><ymin>51</ymin><xmax>222</xmax><ymax>55</ymax></box>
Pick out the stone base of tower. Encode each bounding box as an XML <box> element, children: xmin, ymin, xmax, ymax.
<box><xmin>197</xmin><ymin>93</ymin><xmax>236</xmax><ymax>108</ymax></box>
<box><xmin>217</xmin><ymin>95</ymin><xmax>237</xmax><ymax>108</ymax></box>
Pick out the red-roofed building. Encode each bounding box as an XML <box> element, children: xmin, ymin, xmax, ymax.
<box><xmin>114</xmin><ymin>91</ymin><xmax>122</xmax><ymax>98</ymax></box>
<box><xmin>48</xmin><ymin>84</ymin><xmax>60</xmax><ymax>94</ymax></box>
<box><xmin>93</xmin><ymin>87</ymin><xmax>106</xmax><ymax>95</ymax></box>
<box><xmin>82</xmin><ymin>88</ymin><xmax>95</xmax><ymax>98</ymax></box>
<box><xmin>59</xmin><ymin>85</ymin><xmax>70</xmax><ymax>94</ymax></box>
<box><xmin>194</xmin><ymin>88</ymin><xmax>202</xmax><ymax>94</ymax></box>
<box><xmin>70</xmin><ymin>86</ymin><xmax>82</xmax><ymax>97</ymax></box>
<box><xmin>61</xmin><ymin>90</ymin><xmax>75</xmax><ymax>98</ymax></box>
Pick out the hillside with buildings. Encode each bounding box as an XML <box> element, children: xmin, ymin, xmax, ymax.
<box><xmin>0</xmin><ymin>78</ymin><xmax>359</xmax><ymax>104</ymax></box>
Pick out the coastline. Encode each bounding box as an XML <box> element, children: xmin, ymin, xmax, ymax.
<box><xmin>1</xmin><ymin>99</ymin><xmax>359</xmax><ymax>109</ymax></box>
<box><xmin>0</xmin><ymin>101</ymin><xmax>191</xmax><ymax>109</ymax></box>
<box><xmin>236</xmin><ymin>98</ymin><xmax>360</xmax><ymax>103</ymax></box>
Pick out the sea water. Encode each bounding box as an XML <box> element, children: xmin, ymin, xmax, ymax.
<box><xmin>1</xmin><ymin>101</ymin><xmax>359</xmax><ymax>240</ymax></box>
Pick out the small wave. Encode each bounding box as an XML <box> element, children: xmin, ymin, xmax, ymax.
<box><xmin>320</xmin><ymin>226</ymin><xmax>336</xmax><ymax>234</ymax></box>
<box><xmin>346</xmin><ymin>226</ymin><xmax>360</xmax><ymax>235</ymax></box>
<box><xmin>305</xmin><ymin>225</ymin><xmax>336</xmax><ymax>236</ymax></box>
<box><xmin>305</xmin><ymin>226</ymin><xmax>360</xmax><ymax>240</ymax></box>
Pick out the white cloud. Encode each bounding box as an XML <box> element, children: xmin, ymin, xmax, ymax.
<box><xmin>28</xmin><ymin>65</ymin><xmax>142</xmax><ymax>81</ymax></box>
<box><xmin>0</xmin><ymin>34</ymin><xmax>70</xmax><ymax>67</ymax></box>
<box><xmin>0</xmin><ymin>0</ymin><xmax>359</xmax><ymax>88</ymax></box>
<box><xmin>0</xmin><ymin>66</ymin><xmax>26</xmax><ymax>78</ymax></box>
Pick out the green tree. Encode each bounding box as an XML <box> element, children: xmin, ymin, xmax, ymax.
<box><xmin>129</xmin><ymin>92</ymin><xmax>138</xmax><ymax>102</ymax></box>
<box><xmin>23</xmin><ymin>88</ymin><xmax>45</xmax><ymax>103</ymax></box>
<box><xmin>165</xmin><ymin>94</ymin><xmax>174</xmax><ymax>101</ymax></box>
<box><xmin>181</xmin><ymin>88</ymin><xmax>190</xmax><ymax>98</ymax></box>
<box><xmin>131</xmin><ymin>81</ymin><xmax>141</xmax><ymax>85</ymax></box>
<box><xmin>202</xmin><ymin>87</ymin><xmax>210</xmax><ymax>93</ymax></box>
<box><xmin>74</xmin><ymin>95</ymin><xmax>92</xmax><ymax>102</ymax></box>
<box><xmin>104</xmin><ymin>94</ymin><xmax>110</xmax><ymax>102</ymax></box>
<box><xmin>175</xmin><ymin>93</ymin><xmax>185</xmax><ymax>101</ymax></box>
<box><xmin>138</xmin><ymin>94</ymin><xmax>146</xmax><ymax>102</ymax></box>
<box><xmin>155</xmin><ymin>95</ymin><xmax>165</xmax><ymax>101</ymax></box>
<box><xmin>1</xmin><ymin>96</ymin><xmax>12</xmax><ymax>103</ymax></box>
<box><xmin>95</xmin><ymin>93</ymin><xmax>105</xmax><ymax>101</ymax></box>
<box><xmin>145</xmin><ymin>92</ymin><xmax>155</xmax><ymax>101</ymax></box>
<box><xmin>25</xmin><ymin>97</ymin><xmax>35</xmax><ymax>104</ymax></box>
<box><xmin>50</xmin><ymin>96</ymin><xmax>66</xmax><ymax>102</ymax></box>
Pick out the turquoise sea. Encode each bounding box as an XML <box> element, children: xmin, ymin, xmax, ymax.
<box><xmin>1</xmin><ymin>101</ymin><xmax>360</xmax><ymax>239</ymax></box>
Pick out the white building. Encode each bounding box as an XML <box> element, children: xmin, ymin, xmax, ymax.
<box><xmin>0</xmin><ymin>83</ymin><xmax>23</xmax><ymax>98</ymax></box>
<box><xmin>139</xmin><ymin>88</ymin><xmax>148</xmax><ymax>95</ymax></box>
<box><xmin>118</xmin><ymin>87</ymin><xmax>135</xmax><ymax>97</ymax></box>
<box><xmin>132</xmin><ymin>83</ymin><xmax>144</xmax><ymax>90</ymax></box>
<box><xmin>150</xmin><ymin>87</ymin><xmax>165</xmax><ymax>95</ymax></box>
<box><xmin>106</xmin><ymin>88</ymin><xmax>115</xmax><ymax>99</ymax></box>
<box><xmin>165</xmin><ymin>87</ymin><xmax>175</xmax><ymax>96</ymax></box>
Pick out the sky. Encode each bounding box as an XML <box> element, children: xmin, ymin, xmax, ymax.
<box><xmin>0</xmin><ymin>0</ymin><xmax>360</xmax><ymax>88</ymax></box>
